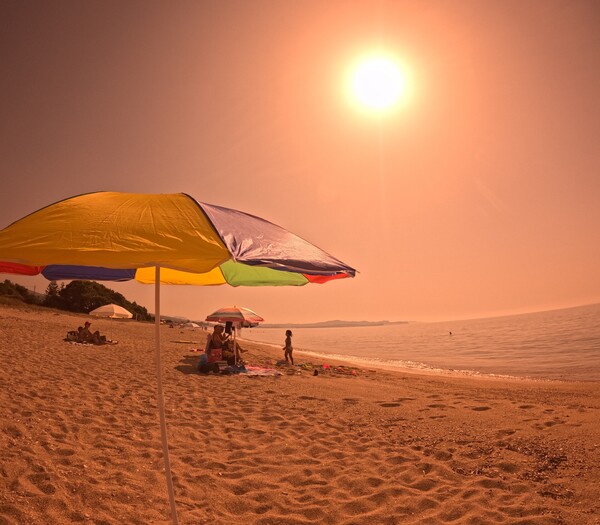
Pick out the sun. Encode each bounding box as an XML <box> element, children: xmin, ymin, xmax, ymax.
<box><xmin>349</xmin><ymin>55</ymin><xmax>407</xmax><ymax>111</ymax></box>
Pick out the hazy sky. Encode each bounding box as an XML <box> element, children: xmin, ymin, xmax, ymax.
<box><xmin>2</xmin><ymin>1</ymin><xmax>600</xmax><ymax>323</ymax></box>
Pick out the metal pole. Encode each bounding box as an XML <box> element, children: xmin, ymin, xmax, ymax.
<box><xmin>154</xmin><ymin>265</ymin><xmax>179</xmax><ymax>525</ymax></box>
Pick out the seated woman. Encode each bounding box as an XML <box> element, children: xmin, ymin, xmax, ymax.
<box><xmin>216</xmin><ymin>324</ymin><xmax>249</xmax><ymax>365</ymax></box>
<box><xmin>199</xmin><ymin>325</ymin><xmax>227</xmax><ymax>372</ymax></box>
<box><xmin>223</xmin><ymin>338</ymin><xmax>247</xmax><ymax>365</ymax></box>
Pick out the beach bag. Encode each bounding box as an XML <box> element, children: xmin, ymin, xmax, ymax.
<box><xmin>207</xmin><ymin>348</ymin><xmax>222</xmax><ymax>364</ymax></box>
<box><xmin>66</xmin><ymin>331</ymin><xmax>79</xmax><ymax>342</ymax></box>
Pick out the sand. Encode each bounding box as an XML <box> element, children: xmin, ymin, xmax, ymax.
<box><xmin>0</xmin><ymin>303</ymin><xmax>599</xmax><ymax>525</ymax></box>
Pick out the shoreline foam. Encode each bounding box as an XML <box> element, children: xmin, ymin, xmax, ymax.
<box><xmin>241</xmin><ymin>338</ymin><xmax>594</xmax><ymax>384</ymax></box>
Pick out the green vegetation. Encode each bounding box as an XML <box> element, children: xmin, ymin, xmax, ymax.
<box><xmin>0</xmin><ymin>280</ymin><xmax>40</xmax><ymax>304</ymax></box>
<box><xmin>0</xmin><ymin>279</ymin><xmax>151</xmax><ymax>321</ymax></box>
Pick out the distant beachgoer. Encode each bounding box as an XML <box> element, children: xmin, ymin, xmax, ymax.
<box><xmin>283</xmin><ymin>329</ymin><xmax>294</xmax><ymax>365</ymax></box>
<box><xmin>78</xmin><ymin>321</ymin><xmax>107</xmax><ymax>345</ymax></box>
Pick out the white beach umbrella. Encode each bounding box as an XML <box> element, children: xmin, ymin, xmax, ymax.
<box><xmin>89</xmin><ymin>303</ymin><xmax>133</xmax><ymax>318</ymax></box>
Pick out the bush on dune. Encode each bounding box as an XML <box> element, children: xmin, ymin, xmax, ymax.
<box><xmin>0</xmin><ymin>279</ymin><xmax>151</xmax><ymax>321</ymax></box>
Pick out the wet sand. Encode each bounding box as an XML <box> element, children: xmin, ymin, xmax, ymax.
<box><xmin>1</xmin><ymin>303</ymin><xmax>599</xmax><ymax>524</ymax></box>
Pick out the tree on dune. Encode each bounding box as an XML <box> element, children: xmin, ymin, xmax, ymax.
<box><xmin>0</xmin><ymin>279</ymin><xmax>151</xmax><ymax>321</ymax></box>
<box><xmin>57</xmin><ymin>280</ymin><xmax>151</xmax><ymax>320</ymax></box>
<box><xmin>0</xmin><ymin>279</ymin><xmax>40</xmax><ymax>305</ymax></box>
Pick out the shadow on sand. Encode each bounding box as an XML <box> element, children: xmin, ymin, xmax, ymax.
<box><xmin>176</xmin><ymin>355</ymin><xmax>201</xmax><ymax>375</ymax></box>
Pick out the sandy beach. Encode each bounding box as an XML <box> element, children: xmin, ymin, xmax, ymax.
<box><xmin>1</xmin><ymin>303</ymin><xmax>599</xmax><ymax>525</ymax></box>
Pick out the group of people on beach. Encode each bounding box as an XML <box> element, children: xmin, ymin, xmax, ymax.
<box><xmin>198</xmin><ymin>323</ymin><xmax>246</xmax><ymax>373</ymax></box>
<box><xmin>198</xmin><ymin>324</ymin><xmax>295</xmax><ymax>373</ymax></box>
<box><xmin>66</xmin><ymin>321</ymin><xmax>109</xmax><ymax>345</ymax></box>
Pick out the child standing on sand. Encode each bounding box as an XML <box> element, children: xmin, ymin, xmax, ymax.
<box><xmin>283</xmin><ymin>329</ymin><xmax>294</xmax><ymax>365</ymax></box>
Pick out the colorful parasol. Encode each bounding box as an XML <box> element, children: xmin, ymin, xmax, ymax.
<box><xmin>0</xmin><ymin>191</ymin><xmax>354</xmax><ymax>285</ymax></box>
<box><xmin>205</xmin><ymin>305</ymin><xmax>264</xmax><ymax>324</ymax></box>
<box><xmin>0</xmin><ymin>191</ymin><xmax>355</xmax><ymax>524</ymax></box>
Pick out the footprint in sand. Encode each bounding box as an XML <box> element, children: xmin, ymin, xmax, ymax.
<box><xmin>433</xmin><ymin>449</ymin><xmax>453</xmax><ymax>461</ymax></box>
<box><xmin>378</xmin><ymin>397</ymin><xmax>415</xmax><ymax>408</ymax></box>
<box><xmin>534</xmin><ymin>419</ymin><xmax>564</xmax><ymax>430</ymax></box>
<box><xmin>26</xmin><ymin>473</ymin><xmax>56</xmax><ymax>495</ymax></box>
<box><xmin>495</xmin><ymin>429</ymin><xmax>516</xmax><ymax>438</ymax></box>
<box><xmin>497</xmin><ymin>461</ymin><xmax>520</xmax><ymax>474</ymax></box>
<box><xmin>4</xmin><ymin>425</ymin><xmax>22</xmax><ymax>438</ymax></box>
<box><xmin>54</xmin><ymin>447</ymin><xmax>76</xmax><ymax>456</ymax></box>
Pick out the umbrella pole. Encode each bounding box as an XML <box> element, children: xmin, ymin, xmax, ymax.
<box><xmin>154</xmin><ymin>265</ymin><xmax>180</xmax><ymax>525</ymax></box>
<box><xmin>233</xmin><ymin>328</ymin><xmax>237</xmax><ymax>366</ymax></box>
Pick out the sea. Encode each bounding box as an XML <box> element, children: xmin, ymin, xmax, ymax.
<box><xmin>241</xmin><ymin>303</ymin><xmax>600</xmax><ymax>382</ymax></box>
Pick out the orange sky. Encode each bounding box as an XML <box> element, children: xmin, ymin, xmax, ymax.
<box><xmin>2</xmin><ymin>1</ymin><xmax>600</xmax><ymax>323</ymax></box>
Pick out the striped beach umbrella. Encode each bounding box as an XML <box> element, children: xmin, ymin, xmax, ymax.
<box><xmin>205</xmin><ymin>305</ymin><xmax>265</xmax><ymax>324</ymax></box>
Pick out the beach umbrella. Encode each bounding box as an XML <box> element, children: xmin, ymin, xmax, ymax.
<box><xmin>181</xmin><ymin>321</ymin><xmax>200</xmax><ymax>328</ymax></box>
<box><xmin>206</xmin><ymin>306</ymin><xmax>264</xmax><ymax>365</ymax></box>
<box><xmin>205</xmin><ymin>305</ymin><xmax>264</xmax><ymax>324</ymax></box>
<box><xmin>89</xmin><ymin>303</ymin><xmax>133</xmax><ymax>319</ymax></box>
<box><xmin>0</xmin><ymin>191</ymin><xmax>355</xmax><ymax>525</ymax></box>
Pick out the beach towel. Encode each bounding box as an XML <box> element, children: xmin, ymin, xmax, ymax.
<box><xmin>65</xmin><ymin>340</ymin><xmax>118</xmax><ymax>346</ymax></box>
<box><xmin>243</xmin><ymin>366</ymin><xmax>282</xmax><ymax>376</ymax></box>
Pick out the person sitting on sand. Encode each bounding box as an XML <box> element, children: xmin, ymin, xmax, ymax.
<box><xmin>199</xmin><ymin>325</ymin><xmax>227</xmax><ymax>372</ymax></box>
<box><xmin>206</xmin><ymin>324</ymin><xmax>246</xmax><ymax>366</ymax></box>
<box><xmin>223</xmin><ymin>338</ymin><xmax>247</xmax><ymax>365</ymax></box>
<box><xmin>78</xmin><ymin>321</ymin><xmax>107</xmax><ymax>345</ymax></box>
<box><xmin>208</xmin><ymin>324</ymin><xmax>228</xmax><ymax>350</ymax></box>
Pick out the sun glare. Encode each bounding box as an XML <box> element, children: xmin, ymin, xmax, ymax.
<box><xmin>350</xmin><ymin>55</ymin><xmax>407</xmax><ymax>112</ymax></box>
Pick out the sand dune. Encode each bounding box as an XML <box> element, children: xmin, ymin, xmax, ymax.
<box><xmin>0</xmin><ymin>303</ymin><xmax>598</xmax><ymax>524</ymax></box>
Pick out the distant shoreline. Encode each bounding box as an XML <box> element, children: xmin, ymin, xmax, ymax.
<box><xmin>259</xmin><ymin>320</ymin><xmax>408</xmax><ymax>329</ymax></box>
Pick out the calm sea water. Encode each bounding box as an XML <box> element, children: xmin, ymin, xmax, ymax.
<box><xmin>242</xmin><ymin>303</ymin><xmax>600</xmax><ymax>381</ymax></box>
